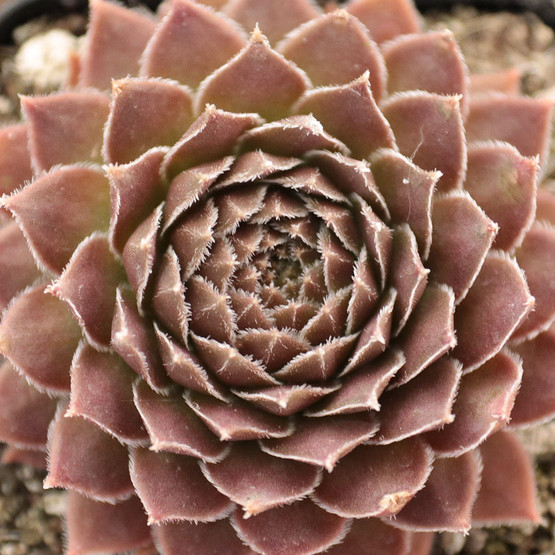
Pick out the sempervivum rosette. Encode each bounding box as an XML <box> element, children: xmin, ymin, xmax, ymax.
<box><xmin>0</xmin><ymin>0</ymin><xmax>554</xmax><ymax>553</ymax></box>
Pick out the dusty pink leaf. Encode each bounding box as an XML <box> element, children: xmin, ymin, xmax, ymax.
<box><xmin>279</xmin><ymin>10</ymin><xmax>385</xmax><ymax>100</ymax></box>
<box><xmin>305</xmin><ymin>151</ymin><xmax>387</xmax><ymax>215</ymax></box>
<box><xmin>80</xmin><ymin>0</ymin><xmax>155</xmax><ymax>89</ymax></box>
<box><xmin>370</xmin><ymin>149</ymin><xmax>438</xmax><ymax>259</ymax></box>
<box><xmin>352</xmin><ymin>195</ymin><xmax>391</xmax><ymax>288</ymax></box>
<box><xmin>154</xmin><ymin>519</ymin><xmax>254</xmax><ymax>555</ymax></box>
<box><xmin>122</xmin><ymin>206</ymin><xmax>161</xmax><ymax>314</ymax></box>
<box><xmin>513</xmin><ymin>224</ymin><xmax>555</xmax><ymax>340</ymax></box>
<box><xmin>393</xmin><ymin>451</ymin><xmax>481</xmax><ymax>532</ymax></box>
<box><xmin>0</xmin><ymin>124</ymin><xmax>32</xmax><ymax>197</ymax></box>
<box><xmin>186</xmin><ymin>276</ymin><xmax>237</xmax><ymax>344</ymax></box>
<box><xmin>163</xmin><ymin>157</ymin><xmax>233</xmax><ymax>233</ymax></box>
<box><xmin>344</xmin><ymin>289</ymin><xmax>396</xmax><ymax>373</ymax></box>
<box><xmin>326</xmin><ymin>519</ymin><xmax>411</xmax><ymax>555</ymax></box>
<box><xmin>142</xmin><ymin>0</ymin><xmax>245</xmax><ymax>89</ymax></box>
<box><xmin>536</xmin><ymin>187</ymin><xmax>555</xmax><ymax>225</ymax></box>
<box><xmin>162</xmin><ymin>105</ymin><xmax>261</xmax><ymax>180</ymax></box>
<box><xmin>21</xmin><ymin>92</ymin><xmax>109</xmax><ymax>172</ymax></box>
<box><xmin>229</xmin><ymin>289</ymin><xmax>274</xmax><ymax>330</ymax></box>
<box><xmin>108</xmin><ymin>147</ymin><xmax>167</xmax><ymax>255</ymax></box>
<box><xmin>260</xmin><ymin>412</ymin><xmax>378</xmax><ymax>471</ymax></box>
<box><xmin>203</xmin><ymin>442</ymin><xmax>321</xmax><ymax>517</ymax></box>
<box><xmin>427</xmin><ymin>350</ymin><xmax>521</xmax><ymax>456</ymax></box>
<box><xmin>131</xmin><ymin>448</ymin><xmax>233</xmax><ymax>524</ymax></box>
<box><xmin>295</xmin><ymin>73</ymin><xmax>395</xmax><ymax>158</ymax></box>
<box><xmin>389</xmin><ymin>226</ymin><xmax>428</xmax><ymax>336</ymax></box>
<box><xmin>239</xmin><ymin>114</ymin><xmax>349</xmax><ymax>157</ymax></box>
<box><xmin>104</xmin><ymin>78</ymin><xmax>193</xmax><ymax>164</ymax></box>
<box><xmin>473</xmin><ymin>431</ymin><xmax>539</xmax><ymax>524</ymax></box>
<box><xmin>68</xmin><ymin>343</ymin><xmax>148</xmax><ymax>444</ymax></box>
<box><xmin>185</xmin><ymin>391</ymin><xmax>294</xmax><ymax>441</ymax></box>
<box><xmin>346</xmin><ymin>0</ymin><xmax>420</xmax><ymax>44</ymax></box>
<box><xmin>464</xmin><ymin>142</ymin><xmax>538</xmax><ymax>251</ymax></box>
<box><xmin>237</xmin><ymin>328</ymin><xmax>310</xmax><ymax>373</ymax></box>
<box><xmin>224</xmin><ymin>0</ymin><xmax>319</xmax><ymax>45</ymax></box>
<box><xmin>231</xmin><ymin>500</ymin><xmax>347</xmax><ymax>555</ymax></box>
<box><xmin>0</xmin><ymin>361</ymin><xmax>56</xmax><ymax>449</ymax></box>
<box><xmin>0</xmin><ymin>222</ymin><xmax>41</xmax><ymax>312</ymax></box>
<box><xmin>151</xmin><ymin>249</ymin><xmax>191</xmax><ymax>346</ymax></box>
<box><xmin>308</xmin><ymin>350</ymin><xmax>404</xmax><ymax>416</ymax></box>
<box><xmin>66</xmin><ymin>493</ymin><xmax>151</xmax><ymax>554</ymax></box>
<box><xmin>392</xmin><ymin>284</ymin><xmax>456</xmax><ymax>386</ymax></box>
<box><xmin>133</xmin><ymin>380</ymin><xmax>228</xmax><ymax>462</ymax></box>
<box><xmin>192</xmin><ymin>333</ymin><xmax>278</xmax><ymax>387</ymax></box>
<box><xmin>2</xmin><ymin>165</ymin><xmax>110</xmax><ymax>274</ymax></box>
<box><xmin>214</xmin><ymin>185</ymin><xmax>267</xmax><ymax>235</ymax></box>
<box><xmin>466</xmin><ymin>96</ymin><xmax>553</xmax><ymax>167</ymax></box>
<box><xmin>233</xmin><ymin>383</ymin><xmax>339</xmax><ymax>416</ymax></box>
<box><xmin>453</xmin><ymin>252</ymin><xmax>533</xmax><ymax>370</ymax></box>
<box><xmin>112</xmin><ymin>287</ymin><xmax>172</xmax><ymax>392</ymax></box>
<box><xmin>313</xmin><ymin>438</ymin><xmax>433</xmax><ymax>517</ymax></box>
<box><xmin>46</xmin><ymin>406</ymin><xmax>133</xmax><ymax>502</ymax></box>
<box><xmin>376</xmin><ymin>357</ymin><xmax>461</xmax><ymax>444</ymax></box>
<box><xmin>427</xmin><ymin>192</ymin><xmax>498</xmax><ymax>303</ymax></box>
<box><xmin>49</xmin><ymin>234</ymin><xmax>125</xmax><ymax>350</ymax></box>
<box><xmin>346</xmin><ymin>247</ymin><xmax>379</xmax><ymax>335</ymax></box>
<box><xmin>154</xmin><ymin>324</ymin><xmax>226</xmax><ymax>400</ymax></box>
<box><xmin>510</xmin><ymin>325</ymin><xmax>555</xmax><ymax>426</ymax></box>
<box><xmin>300</xmin><ymin>287</ymin><xmax>351</xmax><ymax>346</ymax></box>
<box><xmin>382</xmin><ymin>92</ymin><xmax>465</xmax><ymax>191</ymax></box>
<box><xmin>383</xmin><ymin>30</ymin><xmax>468</xmax><ymax>114</ymax></box>
<box><xmin>275</xmin><ymin>334</ymin><xmax>357</xmax><ymax>383</ymax></box>
<box><xmin>469</xmin><ymin>68</ymin><xmax>521</xmax><ymax>96</ymax></box>
<box><xmin>197</xmin><ymin>27</ymin><xmax>309</xmax><ymax>121</ymax></box>
<box><xmin>0</xmin><ymin>285</ymin><xmax>81</xmax><ymax>393</ymax></box>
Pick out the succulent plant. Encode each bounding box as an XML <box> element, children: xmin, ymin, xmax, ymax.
<box><xmin>0</xmin><ymin>0</ymin><xmax>554</xmax><ymax>553</ymax></box>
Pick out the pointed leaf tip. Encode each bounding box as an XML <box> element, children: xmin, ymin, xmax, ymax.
<box><xmin>196</xmin><ymin>29</ymin><xmax>310</xmax><ymax>120</ymax></box>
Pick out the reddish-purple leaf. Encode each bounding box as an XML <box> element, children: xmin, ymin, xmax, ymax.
<box><xmin>66</xmin><ymin>493</ymin><xmax>151</xmax><ymax>555</ymax></box>
<box><xmin>0</xmin><ymin>285</ymin><xmax>81</xmax><ymax>393</ymax></box>
<box><xmin>232</xmin><ymin>500</ymin><xmax>347</xmax><ymax>555</ymax></box>
<box><xmin>473</xmin><ymin>431</ymin><xmax>540</xmax><ymax>524</ymax></box>
<box><xmin>49</xmin><ymin>234</ymin><xmax>125</xmax><ymax>349</ymax></box>
<box><xmin>313</xmin><ymin>438</ymin><xmax>433</xmax><ymax>517</ymax></box>
<box><xmin>131</xmin><ymin>448</ymin><xmax>233</xmax><ymax>524</ymax></box>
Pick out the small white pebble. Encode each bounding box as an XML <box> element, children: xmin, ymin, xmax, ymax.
<box><xmin>14</xmin><ymin>30</ymin><xmax>80</xmax><ymax>91</ymax></box>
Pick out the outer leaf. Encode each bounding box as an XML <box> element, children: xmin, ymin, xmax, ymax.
<box><xmin>0</xmin><ymin>361</ymin><xmax>56</xmax><ymax>449</ymax></box>
<box><xmin>202</xmin><ymin>442</ymin><xmax>321</xmax><ymax>517</ymax></box>
<box><xmin>473</xmin><ymin>431</ymin><xmax>539</xmax><ymax>525</ymax></box>
<box><xmin>130</xmin><ymin>448</ymin><xmax>233</xmax><ymax>524</ymax></box>
<box><xmin>154</xmin><ymin>520</ymin><xmax>254</xmax><ymax>555</ymax></box>
<box><xmin>313</xmin><ymin>438</ymin><xmax>433</xmax><ymax>518</ymax></box>
<box><xmin>278</xmin><ymin>10</ymin><xmax>386</xmax><ymax>100</ymax></box>
<box><xmin>346</xmin><ymin>0</ymin><xmax>420</xmax><ymax>44</ymax></box>
<box><xmin>49</xmin><ymin>234</ymin><xmax>125</xmax><ymax>350</ymax></box>
<box><xmin>21</xmin><ymin>92</ymin><xmax>109</xmax><ymax>172</ymax></box>
<box><xmin>2</xmin><ymin>165</ymin><xmax>110</xmax><ymax>274</ymax></box>
<box><xmin>231</xmin><ymin>500</ymin><xmax>348</xmax><ymax>555</ymax></box>
<box><xmin>141</xmin><ymin>0</ymin><xmax>245</xmax><ymax>89</ymax></box>
<box><xmin>45</xmin><ymin>406</ymin><xmax>133</xmax><ymax>502</ymax></box>
<box><xmin>104</xmin><ymin>78</ymin><xmax>193</xmax><ymax>165</ymax></box>
<box><xmin>393</xmin><ymin>451</ymin><xmax>482</xmax><ymax>532</ymax></box>
<box><xmin>0</xmin><ymin>285</ymin><xmax>81</xmax><ymax>393</ymax></box>
<box><xmin>224</xmin><ymin>0</ymin><xmax>319</xmax><ymax>45</ymax></box>
<box><xmin>66</xmin><ymin>493</ymin><xmax>151</xmax><ymax>555</ymax></box>
<box><xmin>68</xmin><ymin>343</ymin><xmax>148</xmax><ymax>445</ymax></box>
<box><xmin>80</xmin><ymin>0</ymin><xmax>155</xmax><ymax>89</ymax></box>
<box><xmin>197</xmin><ymin>27</ymin><xmax>310</xmax><ymax>121</ymax></box>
